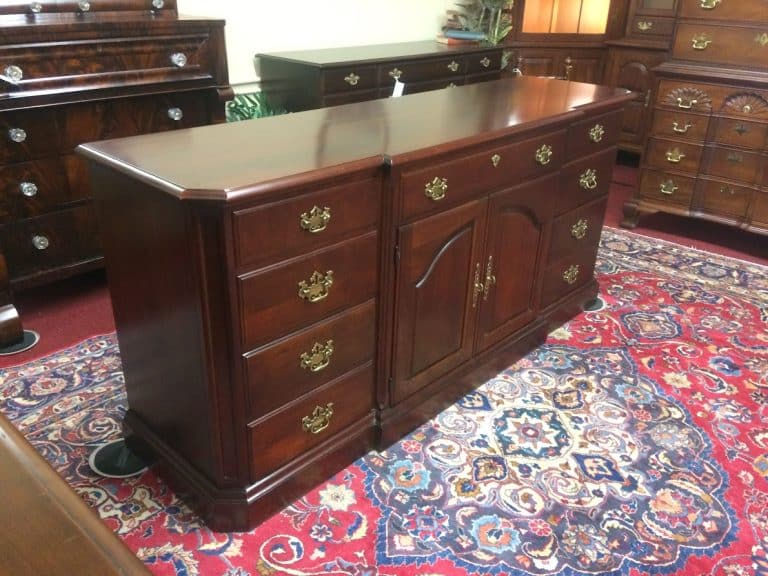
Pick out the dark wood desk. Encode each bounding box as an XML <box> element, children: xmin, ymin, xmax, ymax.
<box><xmin>0</xmin><ymin>413</ymin><xmax>149</xmax><ymax>575</ymax></box>
<box><xmin>79</xmin><ymin>77</ymin><xmax>633</xmax><ymax>531</ymax></box>
<box><xmin>256</xmin><ymin>40</ymin><xmax>505</xmax><ymax>111</ymax></box>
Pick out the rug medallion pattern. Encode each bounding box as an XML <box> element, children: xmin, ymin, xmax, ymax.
<box><xmin>1</xmin><ymin>228</ymin><xmax>767</xmax><ymax>576</ymax></box>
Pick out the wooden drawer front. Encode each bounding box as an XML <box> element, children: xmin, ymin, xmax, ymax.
<box><xmin>751</xmin><ymin>191</ymin><xmax>768</xmax><ymax>228</ymax></box>
<box><xmin>673</xmin><ymin>24</ymin><xmax>768</xmax><ymax>70</ymax></box>
<box><xmin>0</xmin><ymin>108</ymin><xmax>59</xmax><ymax>163</ymax></box>
<box><xmin>650</xmin><ymin>110</ymin><xmax>710</xmax><ymax>142</ymax></box>
<box><xmin>697</xmin><ymin>178</ymin><xmax>752</xmax><ymax>218</ymax></box>
<box><xmin>466</xmin><ymin>51</ymin><xmax>502</xmax><ymax>74</ymax></box>
<box><xmin>628</xmin><ymin>16</ymin><xmax>676</xmax><ymax>40</ymax></box>
<box><xmin>324</xmin><ymin>89</ymin><xmax>380</xmax><ymax>107</ymax></box>
<box><xmin>566</xmin><ymin>109</ymin><xmax>623</xmax><ymax>161</ymax></box>
<box><xmin>238</xmin><ymin>232</ymin><xmax>378</xmax><ymax>349</ymax></box>
<box><xmin>245</xmin><ymin>300</ymin><xmax>376</xmax><ymax>420</ymax></box>
<box><xmin>248</xmin><ymin>364</ymin><xmax>375</xmax><ymax>480</ymax></box>
<box><xmin>639</xmin><ymin>169</ymin><xmax>696</xmax><ymax>207</ymax></box>
<box><xmin>0</xmin><ymin>155</ymin><xmax>89</xmax><ymax>223</ymax></box>
<box><xmin>400</xmin><ymin>130</ymin><xmax>566</xmax><ymax>222</ymax></box>
<box><xmin>323</xmin><ymin>66</ymin><xmax>378</xmax><ymax>93</ymax></box>
<box><xmin>656</xmin><ymin>80</ymin><xmax>716</xmax><ymax>113</ymax></box>
<box><xmin>645</xmin><ymin>137</ymin><xmax>703</xmax><ymax>173</ymax></box>
<box><xmin>0</xmin><ymin>203</ymin><xmax>100</xmax><ymax>281</ymax></box>
<box><xmin>701</xmin><ymin>146</ymin><xmax>763</xmax><ymax>184</ymax></box>
<box><xmin>540</xmin><ymin>249</ymin><xmax>599</xmax><ymax>309</ymax></box>
<box><xmin>465</xmin><ymin>71</ymin><xmax>501</xmax><ymax>85</ymax></box>
<box><xmin>680</xmin><ymin>0</ymin><xmax>768</xmax><ymax>22</ymax></box>
<box><xmin>710</xmin><ymin>117</ymin><xmax>768</xmax><ymax>149</ymax></box>
<box><xmin>404</xmin><ymin>78</ymin><xmax>465</xmax><ymax>95</ymax></box>
<box><xmin>557</xmin><ymin>148</ymin><xmax>616</xmax><ymax>215</ymax></box>
<box><xmin>547</xmin><ymin>197</ymin><xmax>608</xmax><ymax>265</ymax></box>
<box><xmin>378</xmin><ymin>56</ymin><xmax>466</xmax><ymax>85</ymax></box>
<box><xmin>0</xmin><ymin>33</ymin><xmax>221</xmax><ymax>92</ymax></box>
<box><xmin>233</xmin><ymin>176</ymin><xmax>380</xmax><ymax>271</ymax></box>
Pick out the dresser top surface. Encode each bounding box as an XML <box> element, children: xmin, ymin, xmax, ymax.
<box><xmin>78</xmin><ymin>77</ymin><xmax>633</xmax><ymax>200</ymax></box>
<box><xmin>255</xmin><ymin>40</ymin><xmax>501</xmax><ymax>67</ymax></box>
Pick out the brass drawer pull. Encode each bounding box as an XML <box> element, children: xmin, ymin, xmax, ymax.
<box><xmin>756</xmin><ymin>33</ymin><xmax>768</xmax><ymax>48</ymax></box>
<box><xmin>298</xmin><ymin>270</ymin><xmax>334</xmax><ymax>303</ymax></box>
<box><xmin>472</xmin><ymin>262</ymin><xmax>484</xmax><ymax>309</ymax></box>
<box><xmin>700</xmin><ymin>0</ymin><xmax>721</xmax><ymax>9</ymax></box>
<box><xmin>8</xmin><ymin>128</ymin><xmax>26</xmax><ymax>143</ymax></box>
<box><xmin>344</xmin><ymin>73</ymin><xmax>360</xmax><ymax>86</ymax></box>
<box><xmin>562</xmin><ymin>264</ymin><xmax>580</xmax><ymax>285</ymax></box>
<box><xmin>579</xmin><ymin>169</ymin><xmax>598</xmax><ymax>190</ymax></box>
<box><xmin>720</xmin><ymin>185</ymin><xmax>735</xmax><ymax>195</ymax></box>
<box><xmin>77</xmin><ymin>0</ymin><xmax>90</xmax><ymax>12</ymax></box>
<box><xmin>571</xmin><ymin>218</ymin><xmax>589</xmax><ymax>240</ymax></box>
<box><xmin>170</xmin><ymin>52</ymin><xmax>187</xmax><ymax>68</ymax></box>
<box><xmin>167</xmin><ymin>107</ymin><xmax>184</xmax><ymax>121</ymax></box>
<box><xmin>727</xmin><ymin>152</ymin><xmax>743</xmax><ymax>163</ymax></box>
<box><xmin>20</xmin><ymin>181</ymin><xmax>38</xmax><ymax>197</ymax></box>
<box><xmin>30</xmin><ymin>2</ymin><xmax>42</xmax><ymax>13</ymax></box>
<box><xmin>659</xmin><ymin>180</ymin><xmax>678</xmax><ymax>195</ymax></box>
<box><xmin>734</xmin><ymin>123</ymin><xmax>749</xmax><ymax>135</ymax></box>
<box><xmin>480</xmin><ymin>57</ymin><xmax>491</xmax><ymax>68</ymax></box>
<box><xmin>672</xmin><ymin>121</ymin><xmax>692</xmax><ymax>134</ymax></box>
<box><xmin>483</xmin><ymin>256</ymin><xmax>496</xmax><ymax>301</ymax></box>
<box><xmin>691</xmin><ymin>34</ymin><xmax>712</xmax><ymax>50</ymax></box>
<box><xmin>588</xmin><ymin>124</ymin><xmax>604</xmax><ymax>143</ymax></box>
<box><xmin>425</xmin><ymin>177</ymin><xmax>447</xmax><ymax>201</ymax></box>
<box><xmin>447</xmin><ymin>60</ymin><xmax>460</xmax><ymax>72</ymax></box>
<box><xmin>388</xmin><ymin>67</ymin><xmax>402</xmax><ymax>80</ymax></box>
<box><xmin>637</xmin><ymin>21</ymin><xmax>654</xmax><ymax>32</ymax></box>
<box><xmin>302</xmin><ymin>403</ymin><xmax>334</xmax><ymax>434</ymax></box>
<box><xmin>676</xmin><ymin>97</ymin><xmax>697</xmax><ymax>110</ymax></box>
<box><xmin>300</xmin><ymin>206</ymin><xmax>331</xmax><ymax>233</ymax></box>
<box><xmin>32</xmin><ymin>235</ymin><xmax>49</xmax><ymax>250</ymax></box>
<box><xmin>535</xmin><ymin>144</ymin><xmax>553</xmax><ymax>166</ymax></box>
<box><xmin>2</xmin><ymin>65</ymin><xmax>23</xmax><ymax>84</ymax></box>
<box><xmin>491</xmin><ymin>154</ymin><xmax>501</xmax><ymax>167</ymax></box>
<box><xmin>446</xmin><ymin>82</ymin><xmax>457</xmax><ymax>88</ymax></box>
<box><xmin>300</xmin><ymin>340</ymin><xmax>334</xmax><ymax>372</ymax></box>
<box><xmin>152</xmin><ymin>0</ymin><xmax>165</xmax><ymax>8</ymax></box>
<box><xmin>665</xmin><ymin>148</ymin><xmax>686</xmax><ymax>163</ymax></box>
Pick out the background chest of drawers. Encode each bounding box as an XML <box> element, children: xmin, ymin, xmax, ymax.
<box><xmin>80</xmin><ymin>78</ymin><xmax>633</xmax><ymax>531</ymax></box>
<box><xmin>256</xmin><ymin>40</ymin><xmax>504</xmax><ymax>112</ymax></box>
<box><xmin>0</xmin><ymin>0</ymin><xmax>231</xmax><ymax>293</ymax></box>
<box><xmin>622</xmin><ymin>0</ymin><xmax>768</xmax><ymax>236</ymax></box>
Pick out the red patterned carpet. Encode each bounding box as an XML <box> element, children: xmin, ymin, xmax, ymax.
<box><xmin>1</xmin><ymin>228</ymin><xmax>767</xmax><ymax>576</ymax></box>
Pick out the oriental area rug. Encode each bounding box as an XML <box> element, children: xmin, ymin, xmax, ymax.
<box><xmin>1</xmin><ymin>227</ymin><xmax>767</xmax><ymax>576</ymax></box>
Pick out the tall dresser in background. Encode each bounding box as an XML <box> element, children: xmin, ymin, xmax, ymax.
<box><xmin>0</xmin><ymin>0</ymin><xmax>231</xmax><ymax>348</ymax></box>
<box><xmin>622</xmin><ymin>0</ymin><xmax>768</xmax><ymax>235</ymax></box>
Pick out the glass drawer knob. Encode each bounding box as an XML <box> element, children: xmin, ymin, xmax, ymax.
<box><xmin>167</xmin><ymin>107</ymin><xmax>183</xmax><ymax>121</ymax></box>
<box><xmin>170</xmin><ymin>52</ymin><xmax>187</xmax><ymax>68</ymax></box>
<box><xmin>32</xmin><ymin>235</ymin><xmax>49</xmax><ymax>250</ymax></box>
<box><xmin>30</xmin><ymin>2</ymin><xmax>42</xmax><ymax>12</ymax></box>
<box><xmin>20</xmin><ymin>181</ymin><xmax>38</xmax><ymax>197</ymax></box>
<box><xmin>8</xmin><ymin>128</ymin><xmax>27</xmax><ymax>143</ymax></box>
<box><xmin>2</xmin><ymin>65</ymin><xmax>23</xmax><ymax>84</ymax></box>
<box><xmin>152</xmin><ymin>0</ymin><xmax>164</xmax><ymax>8</ymax></box>
<box><xmin>78</xmin><ymin>0</ymin><xmax>91</xmax><ymax>12</ymax></box>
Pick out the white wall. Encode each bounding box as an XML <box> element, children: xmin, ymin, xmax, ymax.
<box><xmin>178</xmin><ymin>0</ymin><xmax>455</xmax><ymax>90</ymax></box>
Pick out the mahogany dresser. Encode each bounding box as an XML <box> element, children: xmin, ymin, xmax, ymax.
<box><xmin>622</xmin><ymin>0</ymin><xmax>768</xmax><ymax>237</ymax></box>
<box><xmin>0</xmin><ymin>0</ymin><xmax>231</xmax><ymax>347</ymax></box>
<box><xmin>256</xmin><ymin>40</ymin><xmax>504</xmax><ymax>111</ymax></box>
<box><xmin>78</xmin><ymin>77</ymin><xmax>633</xmax><ymax>531</ymax></box>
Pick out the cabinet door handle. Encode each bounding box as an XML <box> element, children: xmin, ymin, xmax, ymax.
<box><xmin>424</xmin><ymin>177</ymin><xmax>447</xmax><ymax>201</ymax></box>
<box><xmin>691</xmin><ymin>34</ymin><xmax>712</xmax><ymax>50</ymax></box>
<box><xmin>665</xmin><ymin>148</ymin><xmax>686</xmax><ymax>163</ymax></box>
<box><xmin>676</xmin><ymin>97</ymin><xmax>697</xmax><ymax>110</ymax></box>
<box><xmin>344</xmin><ymin>72</ymin><xmax>360</xmax><ymax>86</ymax></box>
<box><xmin>300</xmin><ymin>340</ymin><xmax>334</xmax><ymax>372</ymax></box>
<box><xmin>482</xmin><ymin>256</ymin><xmax>496</xmax><ymax>301</ymax></box>
<box><xmin>659</xmin><ymin>180</ymin><xmax>678</xmax><ymax>195</ymax></box>
<box><xmin>298</xmin><ymin>270</ymin><xmax>334</xmax><ymax>303</ymax></box>
<box><xmin>302</xmin><ymin>403</ymin><xmax>334</xmax><ymax>434</ymax></box>
<box><xmin>472</xmin><ymin>262</ymin><xmax>484</xmax><ymax>308</ymax></box>
<box><xmin>300</xmin><ymin>206</ymin><xmax>331</xmax><ymax>233</ymax></box>
<box><xmin>700</xmin><ymin>0</ymin><xmax>721</xmax><ymax>9</ymax></box>
<box><xmin>672</xmin><ymin>121</ymin><xmax>692</xmax><ymax>134</ymax></box>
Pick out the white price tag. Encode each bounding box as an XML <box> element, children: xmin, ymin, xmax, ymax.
<box><xmin>392</xmin><ymin>79</ymin><xmax>405</xmax><ymax>98</ymax></box>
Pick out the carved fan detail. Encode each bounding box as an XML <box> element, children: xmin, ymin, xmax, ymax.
<box><xmin>662</xmin><ymin>87</ymin><xmax>712</xmax><ymax>111</ymax></box>
<box><xmin>723</xmin><ymin>93</ymin><xmax>768</xmax><ymax>118</ymax></box>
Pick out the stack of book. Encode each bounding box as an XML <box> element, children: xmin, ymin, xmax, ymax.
<box><xmin>437</xmin><ymin>9</ymin><xmax>486</xmax><ymax>45</ymax></box>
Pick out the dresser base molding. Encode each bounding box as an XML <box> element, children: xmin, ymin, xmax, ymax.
<box><xmin>124</xmin><ymin>409</ymin><xmax>377</xmax><ymax>532</ymax></box>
